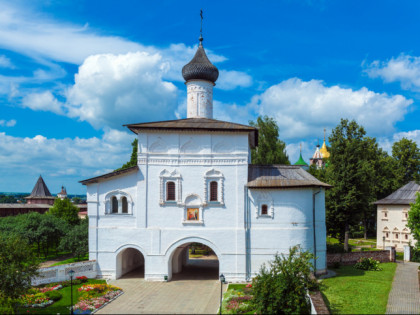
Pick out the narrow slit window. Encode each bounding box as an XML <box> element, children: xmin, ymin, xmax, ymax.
<box><xmin>405</xmin><ymin>234</ymin><xmax>408</xmax><ymax>240</ymax></box>
<box><xmin>261</xmin><ymin>204</ymin><xmax>268</xmax><ymax>215</ymax></box>
<box><xmin>111</xmin><ymin>196</ymin><xmax>118</xmax><ymax>213</ymax></box>
<box><xmin>385</xmin><ymin>232</ymin><xmax>389</xmax><ymax>238</ymax></box>
<box><xmin>395</xmin><ymin>233</ymin><xmax>399</xmax><ymax>239</ymax></box>
<box><xmin>167</xmin><ymin>181</ymin><xmax>176</xmax><ymax>201</ymax></box>
<box><xmin>210</xmin><ymin>181</ymin><xmax>218</xmax><ymax>201</ymax></box>
<box><xmin>122</xmin><ymin>196</ymin><xmax>128</xmax><ymax>213</ymax></box>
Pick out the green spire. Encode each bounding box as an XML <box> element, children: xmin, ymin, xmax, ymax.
<box><xmin>294</xmin><ymin>143</ymin><xmax>308</xmax><ymax>166</ymax></box>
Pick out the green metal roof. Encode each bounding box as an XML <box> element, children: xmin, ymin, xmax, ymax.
<box><xmin>293</xmin><ymin>153</ymin><xmax>308</xmax><ymax>166</ymax></box>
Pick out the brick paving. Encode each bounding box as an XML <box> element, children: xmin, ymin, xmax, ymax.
<box><xmin>386</xmin><ymin>261</ymin><xmax>420</xmax><ymax>314</ymax></box>
<box><xmin>97</xmin><ymin>266</ymin><xmax>225</xmax><ymax>314</ymax></box>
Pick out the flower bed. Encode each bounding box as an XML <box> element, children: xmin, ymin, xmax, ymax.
<box><xmin>19</xmin><ymin>293</ymin><xmax>54</xmax><ymax>308</ymax></box>
<box><xmin>72</xmin><ymin>283</ymin><xmax>123</xmax><ymax>313</ymax></box>
<box><xmin>221</xmin><ymin>284</ymin><xmax>254</xmax><ymax>314</ymax></box>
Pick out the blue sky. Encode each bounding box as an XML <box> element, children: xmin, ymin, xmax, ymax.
<box><xmin>1</xmin><ymin>0</ymin><xmax>420</xmax><ymax>194</ymax></box>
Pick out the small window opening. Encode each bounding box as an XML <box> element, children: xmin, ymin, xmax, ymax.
<box><xmin>111</xmin><ymin>196</ymin><xmax>118</xmax><ymax>213</ymax></box>
<box><xmin>210</xmin><ymin>181</ymin><xmax>218</xmax><ymax>201</ymax></box>
<box><xmin>386</xmin><ymin>232</ymin><xmax>389</xmax><ymax>238</ymax></box>
<box><xmin>384</xmin><ymin>212</ymin><xmax>387</xmax><ymax>218</ymax></box>
<box><xmin>395</xmin><ymin>233</ymin><xmax>399</xmax><ymax>239</ymax></box>
<box><xmin>405</xmin><ymin>234</ymin><xmax>408</xmax><ymax>240</ymax></box>
<box><xmin>405</xmin><ymin>213</ymin><xmax>408</xmax><ymax>219</ymax></box>
<box><xmin>167</xmin><ymin>181</ymin><xmax>176</xmax><ymax>201</ymax></box>
<box><xmin>122</xmin><ymin>196</ymin><xmax>128</xmax><ymax>213</ymax></box>
<box><xmin>261</xmin><ymin>204</ymin><xmax>268</xmax><ymax>215</ymax></box>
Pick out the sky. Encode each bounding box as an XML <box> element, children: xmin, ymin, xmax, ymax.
<box><xmin>1</xmin><ymin>0</ymin><xmax>420</xmax><ymax>194</ymax></box>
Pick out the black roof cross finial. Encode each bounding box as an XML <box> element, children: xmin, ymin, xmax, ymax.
<box><xmin>199</xmin><ymin>9</ymin><xmax>203</xmax><ymax>45</ymax></box>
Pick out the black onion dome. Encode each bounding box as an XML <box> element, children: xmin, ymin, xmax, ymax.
<box><xmin>182</xmin><ymin>42</ymin><xmax>219</xmax><ymax>83</ymax></box>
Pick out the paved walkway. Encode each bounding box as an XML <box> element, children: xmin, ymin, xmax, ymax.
<box><xmin>97</xmin><ymin>265</ymin><xmax>225</xmax><ymax>314</ymax></box>
<box><xmin>386</xmin><ymin>261</ymin><xmax>420</xmax><ymax>314</ymax></box>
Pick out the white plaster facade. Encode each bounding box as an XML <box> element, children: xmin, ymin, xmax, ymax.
<box><xmin>85</xmin><ymin>130</ymin><xmax>327</xmax><ymax>282</ymax></box>
<box><xmin>376</xmin><ymin>204</ymin><xmax>414</xmax><ymax>251</ymax></box>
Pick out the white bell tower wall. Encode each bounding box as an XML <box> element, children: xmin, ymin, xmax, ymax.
<box><xmin>186</xmin><ymin>80</ymin><xmax>214</xmax><ymax>119</ymax></box>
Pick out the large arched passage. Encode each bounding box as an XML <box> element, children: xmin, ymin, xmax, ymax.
<box><xmin>168</xmin><ymin>241</ymin><xmax>219</xmax><ymax>281</ymax></box>
<box><xmin>116</xmin><ymin>247</ymin><xmax>145</xmax><ymax>279</ymax></box>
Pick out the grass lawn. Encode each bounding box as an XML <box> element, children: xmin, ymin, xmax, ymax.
<box><xmin>18</xmin><ymin>279</ymin><xmax>106</xmax><ymax>314</ymax></box>
<box><xmin>50</xmin><ymin>253</ymin><xmax>89</xmax><ymax>266</ymax></box>
<box><xmin>321</xmin><ymin>263</ymin><xmax>396</xmax><ymax>314</ymax></box>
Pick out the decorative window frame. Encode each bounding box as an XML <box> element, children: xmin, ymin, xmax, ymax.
<box><xmin>381</xmin><ymin>209</ymin><xmax>388</xmax><ymax>221</ymax></box>
<box><xmin>255</xmin><ymin>192</ymin><xmax>274</xmax><ymax>218</ymax></box>
<box><xmin>402</xmin><ymin>208</ymin><xmax>408</xmax><ymax>221</ymax></box>
<box><xmin>392</xmin><ymin>227</ymin><xmax>400</xmax><ymax>242</ymax></box>
<box><xmin>105</xmin><ymin>191</ymin><xmax>134</xmax><ymax>215</ymax></box>
<box><xmin>203</xmin><ymin>169</ymin><xmax>224</xmax><ymax>206</ymax></box>
<box><xmin>159</xmin><ymin>169</ymin><xmax>182</xmax><ymax>205</ymax></box>
<box><xmin>182</xmin><ymin>194</ymin><xmax>204</xmax><ymax>225</ymax></box>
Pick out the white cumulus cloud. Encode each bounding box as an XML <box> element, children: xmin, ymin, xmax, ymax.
<box><xmin>64</xmin><ymin>52</ymin><xmax>178</xmax><ymax>129</ymax></box>
<box><xmin>22</xmin><ymin>91</ymin><xmax>64</xmax><ymax>115</ymax></box>
<box><xmin>0</xmin><ymin>119</ymin><xmax>16</xmax><ymax>127</ymax></box>
<box><xmin>0</xmin><ymin>55</ymin><xmax>13</xmax><ymax>68</ymax></box>
<box><xmin>364</xmin><ymin>54</ymin><xmax>420</xmax><ymax>91</ymax></box>
<box><xmin>378</xmin><ymin>129</ymin><xmax>420</xmax><ymax>154</ymax></box>
<box><xmin>249</xmin><ymin>78</ymin><xmax>412</xmax><ymax>140</ymax></box>
<box><xmin>0</xmin><ymin>128</ymin><xmax>135</xmax><ymax>193</ymax></box>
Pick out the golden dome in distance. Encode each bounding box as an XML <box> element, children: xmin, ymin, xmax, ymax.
<box><xmin>320</xmin><ymin>128</ymin><xmax>330</xmax><ymax>159</ymax></box>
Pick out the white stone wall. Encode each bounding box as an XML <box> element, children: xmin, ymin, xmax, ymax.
<box><xmin>247</xmin><ymin>188</ymin><xmax>327</xmax><ymax>276</ymax></box>
<box><xmin>86</xmin><ymin>130</ymin><xmax>327</xmax><ymax>281</ymax></box>
<box><xmin>186</xmin><ymin>80</ymin><xmax>214</xmax><ymax>119</ymax></box>
<box><xmin>376</xmin><ymin>204</ymin><xmax>414</xmax><ymax>251</ymax></box>
<box><xmin>32</xmin><ymin>261</ymin><xmax>97</xmax><ymax>286</ymax></box>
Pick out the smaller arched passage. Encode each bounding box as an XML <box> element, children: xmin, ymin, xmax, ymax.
<box><xmin>166</xmin><ymin>238</ymin><xmax>220</xmax><ymax>281</ymax></box>
<box><xmin>116</xmin><ymin>247</ymin><xmax>145</xmax><ymax>279</ymax></box>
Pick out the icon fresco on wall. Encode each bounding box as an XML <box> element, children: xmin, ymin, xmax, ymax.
<box><xmin>187</xmin><ymin>208</ymin><xmax>199</xmax><ymax>221</ymax></box>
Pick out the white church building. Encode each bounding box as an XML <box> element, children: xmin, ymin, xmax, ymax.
<box><xmin>81</xmin><ymin>36</ymin><xmax>329</xmax><ymax>282</ymax></box>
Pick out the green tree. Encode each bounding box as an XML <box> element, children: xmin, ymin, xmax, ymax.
<box><xmin>72</xmin><ymin>197</ymin><xmax>82</xmax><ymax>204</ymax></box>
<box><xmin>59</xmin><ymin>219</ymin><xmax>88</xmax><ymax>260</ymax></box>
<box><xmin>116</xmin><ymin>138</ymin><xmax>138</xmax><ymax>171</ymax></box>
<box><xmin>0</xmin><ymin>233</ymin><xmax>39</xmax><ymax>299</ymax></box>
<box><xmin>407</xmin><ymin>193</ymin><xmax>420</xmax><ymax>249</ymax></box>
<box><xmin>48</xmin><ymin>198</ymin><xmax>80</xmax><ymax>226</ymax></box>
<box><xmin>326</xmin><ymin>119</ymin><xmax>376</xmax><ymax>250</ymax></box>
<box><xmin>251</xmin><ymin>245</ymin><xmax>318</xmax><ymax>314</ymax></box>
<box><xmin>392</xmin><ymin>138</ymin><xmax>420</xmax><ymax>185</ymax></box>
<box><xmin>249</xmin><ymin>116</ymin><xmax>290</xmax><ymax>165</ymax></box>
<box><xmin>0</xmin><ymin>194</ymin><xmax>17</xmax><ymax>203</ymax></box>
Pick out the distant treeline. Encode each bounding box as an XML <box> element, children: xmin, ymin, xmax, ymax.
<box><xmin>0</xmin><ymin>193</ymin><xmax>86</xmax><ymax>204</ymax></box>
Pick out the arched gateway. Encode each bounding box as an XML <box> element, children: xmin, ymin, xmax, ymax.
<box><xmin>116</xmin><ymin>246</ymin><xmax>145</xmax><ymax>279</ymax></box>
<box><xmin>166</xmin><ymin>238</ymin><xmax>221</xmax><ymax>281</ymax></box>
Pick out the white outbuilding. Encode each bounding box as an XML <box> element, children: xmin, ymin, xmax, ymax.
<box><xmin>81</xmin><ymin>36</ymin><xmax>329</xmax><ymax>282</ymax></box>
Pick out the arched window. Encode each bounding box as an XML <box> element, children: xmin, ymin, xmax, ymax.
<box><xmin>210</xmin><ymin>181</ymin><xmax>218</xmax><ymax>201</ymax></box>
<box><xmin>395</xmin><ymin>233</ymin><xmax>399</xmax><ymax>239</ymax></box>
<box><xmin>167</xmin><ymin>181</ymin><xmax>175</xmax><ymax>201</ymax></box>
<box><xmin>111</xmin><ymin>196</ymin><xmax>118</xmax><ymax>213</ymax></box>
<box><xmin>122</xmin><ymin>196</ymin><xmax>128</xmax><ymax>214</ymax></box>
<box><xmin>261</xmin><ymin>204</ymin><xmax>268</xmax><ymax>215</ymax></box>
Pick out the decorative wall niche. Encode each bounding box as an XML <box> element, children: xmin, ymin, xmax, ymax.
<box><xmin>182</xmin><ymin>194</ymin><xmax>204</xmax><ymax>225</ymax></box>
<box><xmin>149</xmin><ymin>137</ymin><xmax>168</xmax><ymax>153</ymax></box>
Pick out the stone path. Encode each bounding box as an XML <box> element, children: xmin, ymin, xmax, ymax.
<box><xmin>386</xmin><ymin>261</ymin><xmax>420</xmax><ymax>314</ymax></box>
<box><xmin>97</xmin><ymin>265</ymin><xmax>225</xmax><ymax>314</ymax></box>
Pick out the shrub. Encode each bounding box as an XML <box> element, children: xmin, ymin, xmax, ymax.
<box><xmin>410</xmin><ymin>246</ymin><xmax>420</xmax><ymax>263</ymax></box>
<box><xmin>332</xmin><ymin>262</ymin><xmax>341</xmax><ymax>269</ymax></box>
<box><xmin>354</xmin><ymin>257</ymin><xmax>382</xmax><ymax>271</ymax></box>
<box><xmin>251</xmin><ymin>245</ymin><xmax>318</xmax><ymax>314</ymax></box>
<box><xmin>44</xmin><ymin>290</ymin><xmax>62</xmax><ymax>301</ymax></box>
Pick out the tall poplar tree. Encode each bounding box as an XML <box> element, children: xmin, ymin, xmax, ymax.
<box><xmin>249</xmin><ymin>116</ymin><xmax>290</xmax><ymax>165</ymax></box>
